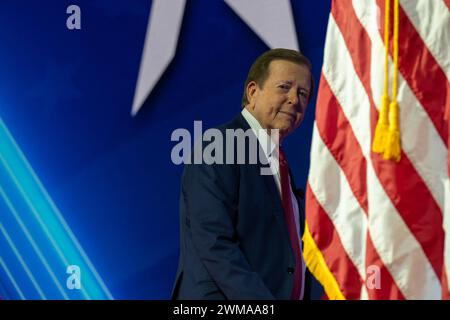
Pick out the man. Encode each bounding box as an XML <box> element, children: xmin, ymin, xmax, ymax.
<box><xmin>172</xmin><ymin>48</ymin><xmax>313</xmax><ymax>299</ymax></box>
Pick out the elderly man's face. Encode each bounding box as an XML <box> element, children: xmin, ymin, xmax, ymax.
<box><xmin>246</xmin><ymin>60</ymin><xmax>311</xmax><ymax>141</ymax></box>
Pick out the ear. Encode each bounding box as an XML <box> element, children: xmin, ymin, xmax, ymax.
<box><xmin>246</xmin><ymin>81</ymin><xmax>258</xmax><ymax>109</ymax></box>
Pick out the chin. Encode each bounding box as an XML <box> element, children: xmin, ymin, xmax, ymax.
<box><xmin>275</xmin><ymin>127</ymin><xmax>291</xmax><ymax>140</ymax></box>
<box><xmin>270</xmin><ymin>121</ymin><xmax>294</xmax><ymax>138</ymax></box>
<box><xmin>276</xmin><ymin>123</ymin><xmax>293</xmax><ymax>134</ymax></box>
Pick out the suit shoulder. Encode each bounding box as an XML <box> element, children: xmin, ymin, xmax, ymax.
<box><xmin>214</xmin><ymin>112</ymin><xmax>248</xmax><ymax>132</ymax></box>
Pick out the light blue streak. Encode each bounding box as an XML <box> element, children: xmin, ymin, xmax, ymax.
<box><xmin>0</xmin><ymin>223</ymin><xmax>46</xmax><ymax>299</ymax></box>
<box><xmin>0</xmin><ymin>118</ymin><xmax>113</xmax><ymax>299</ymax></box>
<box><xmin>0</xmin><ymin>186</ymin><xmax>69</xmax><ymax>299</ymax></box>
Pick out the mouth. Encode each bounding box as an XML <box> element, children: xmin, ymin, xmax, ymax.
<box><xmin>278</xmin><ymin>111</ymin><xmax>296</xmax><ymax>119</ymax></box>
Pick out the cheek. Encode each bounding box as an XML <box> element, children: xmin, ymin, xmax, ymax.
<box><xmin>269</xmin><ymin>97</ymin><xmax>286</xmax><ymax>114</ymax></box>
<box><xmin>259</xmin><ymin>97</ymin><xmax>279</xmax><ymax>116</ymax></box>
<box><xmin>285</xmin><ymin>114</ymin><xmax>302</xmax><ymax>130</ymax></box>
<box><xmin>256</xmin><ymin>93</ymin><xmax>285</xmax><ymax>119</ymax></box>
<box><xmin>268</xmin><ymin>104</ymin><xmax>280</xmax><ymax>116</ymax></box>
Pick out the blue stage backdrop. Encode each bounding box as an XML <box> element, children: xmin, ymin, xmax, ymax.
<box><xmin>0</xmin><ymin>0</ymin><xmax>331</xmax><ymax>299</ymax></box>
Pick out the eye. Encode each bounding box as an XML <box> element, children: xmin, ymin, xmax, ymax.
<box><xmin>278</xmin><ymin>84</ymin><xmax>290</xmax><ymax>90</ymax></box>
<box><xmin>298</xmin><ymin>90</ymin><xmax>309</xmax><ymax>99</ymax></box>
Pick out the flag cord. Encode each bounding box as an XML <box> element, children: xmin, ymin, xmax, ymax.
<box><xmin>371</xmin><ymin>0</ymin><xmax>401</xmax><ymax>162</ymax></box>
<box><xmin>384</xmin><ymin>0</ymin><xmax>401</xmax><ymax>161</ymax></box>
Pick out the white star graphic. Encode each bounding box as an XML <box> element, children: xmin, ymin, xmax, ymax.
<box><xmin>131</xmin><ymin>0</ymin><xmax>299</xmax><ymax>116</ymax></box>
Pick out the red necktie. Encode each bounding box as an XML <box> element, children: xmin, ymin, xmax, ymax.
<box><xmin>279</xmin><ymin>148</ymin><xmax>303</xmax><ymax>300</ymax></box>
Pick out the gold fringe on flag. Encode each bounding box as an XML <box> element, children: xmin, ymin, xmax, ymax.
<box><xmin>302</xmin><ymin>223</ymin><xmax>345</xmax><ymax>300</ymax></box>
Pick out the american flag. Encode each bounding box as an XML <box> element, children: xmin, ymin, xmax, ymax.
<box><xmin>304</xmin><ymin>0</ymin><xmax>450</xmax><ymax>299</ymax></box>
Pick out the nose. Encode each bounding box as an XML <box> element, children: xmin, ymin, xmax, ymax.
<box><xmin>288</xmin><ymin>90</ymin><xmax>299</xmax><ymax>108</ymax></box>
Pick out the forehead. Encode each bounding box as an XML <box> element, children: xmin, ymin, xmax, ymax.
<box><xmin>266</xmin><ymin>60</ymin><xmax>311</xmax><ymax>87</ymax></box>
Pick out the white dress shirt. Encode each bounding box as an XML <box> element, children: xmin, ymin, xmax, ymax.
<box><xmin>241</xmin><ymin>108</ymin><xmax>305</xmax><ymax>299</ymax></box>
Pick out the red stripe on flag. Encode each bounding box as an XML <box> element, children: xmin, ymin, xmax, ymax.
<box><xmin>444</xmin><ymin>0</ymin><xmax>450</xmax><ymax>11</ymax></box>
<box><xmin>315</xmin><ymin>74</ymin><xmax>368</xmax><ymax>213</ymax></box>
<box><xmin>447</xmin><ymin>88</ymin><xmax>450</xmax><ymax>176</ymax></box>
<box><xmin>315</xmin><ymin>73</ymin><xmax>404</xmax><ymax>299</ymax></box>
<box><xmin>442</xmin><ymin>269</ymin><xmax>450</xmax><ymax>299</ymax></box>
<box><xmin>332</xmin><ymin>0</ymin><xmax>445</xmax><ymax>284</ymax></box>
<box><xmin>365</xmin><ymin>232</ymin><xmax>405</xmax><ymax>299</ymax></box>
<box><xmin>377</xmin><ymin>0</ymin><xmax>449</xmax><ymax>144</ymax></box>
<box><xmin>306</xmin><ymin>183</ymin><xmax>363</xmax><ymax>299</ymax></box>
<box><xmin>370</xmin><ymin>149</ymin><xmax>445</xmax><ymax>278</ymax></box>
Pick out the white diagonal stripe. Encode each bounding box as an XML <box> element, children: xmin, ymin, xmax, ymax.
<box><xmin>444</xmin><ymin>179</ymin><xmax>450</xmax><ymax>290</ymax></box>
<box><xmin>323</xmin><ymin>15</ymin><xmax>372</xmax><ymax>157</ymax></box>
<box><xmin>309</xmin><ymin>123</ymin><xmax>368</xmax><ymax>286</ymax></box>
<box><xmin>131</xmin><ymin>0</ymin><xmax>187</xmax><ymax>116</ymax></box>
<box><xmin>132</xmin><ymin>0</ymin><xmax>301</xmax><ymax>115</ymax></box>
<box><xmin>400</xmin><ymin>0</ymin><xmax>450</xmax><ymax>82</ymax></box>
<box><xmin>224</xmin><ymin>0</ymin><xmax>299</xmax><ymax>50</ymax></box>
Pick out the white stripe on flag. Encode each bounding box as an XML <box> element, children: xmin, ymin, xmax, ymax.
<box><xmin>445</xmin><ymin>179</ymin><xmax>450</xmax><ymax>289</ymax></box>
<box><xmin>400</xmin><ymin>0</ymin><xmax>450</xmax><ymax>81</ymax></box>
<box><xmin>322</xmin><ymin>15</ymin><xmax>372</xmax><ymax>156</ymax></box>
<box><xmin>309</xmin><ymin>123</ymin><xmax>368</xmax><ymax>283</ymax></box>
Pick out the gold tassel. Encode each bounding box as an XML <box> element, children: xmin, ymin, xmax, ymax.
<box><xmin>383</xmin><ymin>100</ymin><xmax>401</xmax><ymax>161</ymax></box>
<box><xmin>383</xmin><ymin>0</ymin><xmax>401</xmax><ymax>162</ymax></box>
<box><xmin>372</xmin><ymin>94</ymin><xmax>390</xmax><ymax>153</ymax></box>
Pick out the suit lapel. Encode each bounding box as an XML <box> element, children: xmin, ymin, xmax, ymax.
<box><xmin>234</xmin><ymin>112</ymin><xmax>296</xmax><ymax>249</ymax></box>
<box><xmin>234</xmin><ymin>112</ymin><xmax>285</xmax><ymax>214</ymax></box>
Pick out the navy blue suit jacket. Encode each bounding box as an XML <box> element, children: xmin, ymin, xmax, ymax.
<box><xmin>172</xmin><ymin>112</ymin><xmax>307</xmax><ymax>300</ymax></box>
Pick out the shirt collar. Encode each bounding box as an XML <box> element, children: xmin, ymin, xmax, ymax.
<box><xmin>241</xmin><ymin>108</ymin><xmax>278</xmax><ymax>158</ymax></box>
